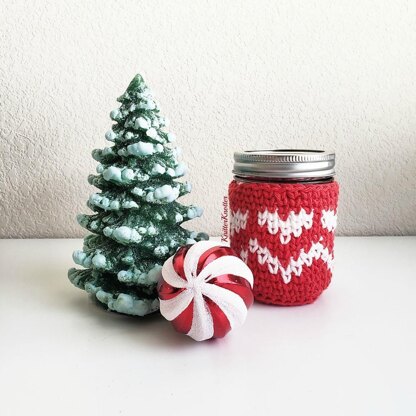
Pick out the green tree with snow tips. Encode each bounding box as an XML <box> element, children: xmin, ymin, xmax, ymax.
<box><xmin>68</xmin><ymin>74</ymin><xmax>208</xmax><ymax>316</ymax></box>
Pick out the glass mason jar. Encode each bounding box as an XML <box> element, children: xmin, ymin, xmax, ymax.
<box><xmin>228</xmin><ymin>150</ymin><xmax>339</xmax><ymax>306</ymax></box>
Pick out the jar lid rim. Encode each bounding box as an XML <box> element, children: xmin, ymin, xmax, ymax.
<box><xmin>233</xmin><ymin>149</ymin><xmax>336</xmax><ymax>179</ymax></box>
<box><xmin>234</xmin><ymin>149</ymin><xmax>335</xmax><ymax>162</ymax></box>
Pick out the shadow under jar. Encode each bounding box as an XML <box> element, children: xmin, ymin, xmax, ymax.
<box><xmin>228</xmin><ymin>150</ymin><xmax>339</xmax><ymax>306</ymax></box>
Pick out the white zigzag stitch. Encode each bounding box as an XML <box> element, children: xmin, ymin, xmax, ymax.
<box><xmin>230</xmin><ymin>209</ymin><xmax>249</xmax><ymax>236</ymax></box>
<box><xmin>321</xmin><ymin>209</ymin><xmax>337</xmax><ymax>232</ymax></box>
<box><xmin>248</xmin><ymin>238</ymin><xmax>334</xmax><ymax>284</ymax></box>
<box><xmin>240</xmin><ymin>249</ymin><xmax>248</xmax><ymax>264</ymax></box>
<box><xmin>258</xmin><ymin>208</ymin><xmax>314</xmax><ymax>244</ymax></box>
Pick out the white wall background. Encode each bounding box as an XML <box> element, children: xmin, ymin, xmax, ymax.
<box><xmin>1</xmin><ymin>0</ymin><xmax>415</xmax><ymax>238</ymax></box>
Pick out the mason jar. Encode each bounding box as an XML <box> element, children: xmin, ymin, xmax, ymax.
<box><xmin>228</xmin><ymin>150</ymin><xmax>339</xmax><ymax>306</ymax></box>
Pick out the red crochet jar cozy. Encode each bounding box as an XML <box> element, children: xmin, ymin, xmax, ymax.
<box><xmin>229</xmin><ymin>155</ymin><xmax>339</xmax><ymax>306</ymax></box>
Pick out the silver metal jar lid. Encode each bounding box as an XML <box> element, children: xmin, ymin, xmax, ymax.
<box><xmin>233</xmin><ymin>149</ymin><xmax>335</xmax><ymax>179</ymax></box>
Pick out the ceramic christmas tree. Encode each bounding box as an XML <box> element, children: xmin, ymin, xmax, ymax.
<box><xmin>68</xmin><ymin>74</ymin><xmax>208</xmax><ymax>316</ymax></box>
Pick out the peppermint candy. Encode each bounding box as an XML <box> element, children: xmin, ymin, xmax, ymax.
<box><xmin>158</xmin><ymin>241</ymin><xmax>254</xmax><ymax>341</ymax></box>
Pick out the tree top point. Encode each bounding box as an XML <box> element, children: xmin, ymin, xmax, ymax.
<box><xmin>127</xmin><ymin>74</ymin><xmax>146</xmax><ymax>92</ymax></box>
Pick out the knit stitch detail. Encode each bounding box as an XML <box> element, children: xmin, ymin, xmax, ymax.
<box><xmin>230</xmin><ymin>209</ymin><xmax>249</xmax><ymax>236</ymax></box>
<box><xmin>229</xmin><ymin>180</ymin><xmax>339</xmax><ymax>306</ymax></box>
<box><xmin>258</xmin><ymin>208</ymin><xmax>313</xmax><ymax>244</ymax></box>
<box><xmin>321</xmin><ymin>209</ymin><xmax>337</xmax><ymax>232</ymax></box>
<box><xmin>247</xmin><ymin>238</ymin><xmax>334</xmax><ymax>284</ymax></box>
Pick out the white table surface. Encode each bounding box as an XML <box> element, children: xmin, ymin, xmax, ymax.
<box><xmin>1</xmin><ymin>237</ymin><xmax>415</xmax><ymax>416</ymax></box>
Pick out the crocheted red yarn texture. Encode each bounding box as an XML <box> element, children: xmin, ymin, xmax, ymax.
<box><xmin>228</xmin><ymin>180</ymin><xmax>339</xmax><ymax>306</ymax></box>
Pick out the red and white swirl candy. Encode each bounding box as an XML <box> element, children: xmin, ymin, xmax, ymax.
<box><xmin>158</xmin><ymin>241</ymin><xmax>254</xmax><ymax>341</ymax></box>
